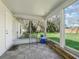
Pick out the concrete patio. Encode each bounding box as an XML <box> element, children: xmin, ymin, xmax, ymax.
<box><xmin>0</xmin><ymin>43</ymin><xmax>63</xmax><ymax>59</ymax></box>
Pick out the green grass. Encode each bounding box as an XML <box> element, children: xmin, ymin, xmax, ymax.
<box><xmin>65</xmin><ymin>33</ymin><xmax>79</xmax><ymax>50</ymax></box>
<box><xmin>32</xmin><ymin>32</ymin><xmax>79</xmax><ymax>50</ymax></box>
<box><xmin>46</xmin><ymin>32</ymin><xmax>60</xmax><ymax>42</ymax></box>
<box><xmin>46</xmin><ymin>33</ymin><xmax>79</xmax><ymax>50</ymax></box>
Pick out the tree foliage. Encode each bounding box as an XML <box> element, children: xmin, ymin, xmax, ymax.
<box><xmin>27</xmin><ymin>21</ymin><xmax>37</xmax><ymax>33</ymax></box>
<box><xmin>47</xmin><ymin>21</ymin><xmax>60</xmax><ymax>32</ymax></box>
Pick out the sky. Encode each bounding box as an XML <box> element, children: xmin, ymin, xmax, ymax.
<box><xmin>65</xmin><ymin>0</ymin><xmax>79</xmax><ymax>27</ymax></box>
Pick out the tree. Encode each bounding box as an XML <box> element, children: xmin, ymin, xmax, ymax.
<box><xmin>27</xmin><ymin>21</ymin><xmax>37</xmax><ymax>33</ymax></box>
<box><xmin>47</xmin><ymin>21</ymin><xmax>59</xmax><ymax>32</ymax></box>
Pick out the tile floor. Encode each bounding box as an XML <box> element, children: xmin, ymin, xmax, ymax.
<box><xmin>0</xmin><ymin>43</ymin><xmax>63</xmax><ymax>59</ymax></box>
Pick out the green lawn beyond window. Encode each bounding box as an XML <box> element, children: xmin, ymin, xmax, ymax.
<box><xmin>37</xmin><ymin>32</ymin><xmax>79</xmax><ymax>50</ymax></box>
<box><xmin>46</xmin><ymin>33</ymin><xmax>79</xmax><ymax>50</ymax></box>
<box><xmin>65</xmin><ymin>33</ymin><xmax>79</xmax><ymax>50</ymax></box>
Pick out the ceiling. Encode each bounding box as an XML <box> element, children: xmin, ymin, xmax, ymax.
<box><xmin>2</xmin><ymin>0</ymin><xmax>66</xmax><ymax>17</ymax></box>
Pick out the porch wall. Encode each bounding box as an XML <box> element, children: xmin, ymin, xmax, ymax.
<box><xmin>0</xmin><ymin>0</ymin><xmax>18</xmax><ymax>56</ymax></box>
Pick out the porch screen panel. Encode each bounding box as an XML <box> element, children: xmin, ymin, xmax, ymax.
<box><xmin>64</xmin><ymin>0</ymin><xmax>79</xmax><ymax>50</ymax></box>
<box><xmin>47</xmin><ymin>12</ymin><xmax>60</xmax><ymax>43</ymax></box>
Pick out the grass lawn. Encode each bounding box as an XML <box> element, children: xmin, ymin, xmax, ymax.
<box><xmin>65</xmin><ymin>33</ymin><xmax>79</xmax><ymax>50</ymax></box>
<box><xmin>37</xmin><ymin>32</ymin><xmax>79</xmax><ymax>50</ymax></box>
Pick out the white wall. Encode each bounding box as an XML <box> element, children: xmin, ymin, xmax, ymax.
<box><xmin>0</xmin><ymin>0</ymin><xmax>6</xmax><ymax>56</ymax></box>
<box><xmin>12</xmin><ymin>19</ymin><xmax>18</xmax><ymax>40</ymax></box>
<box><xmin>0</xmin><ymin>0</ymin><xmax>18</xmax><ymax>56</ymax></box>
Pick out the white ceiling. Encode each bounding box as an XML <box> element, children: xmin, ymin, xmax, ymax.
<box><xmin>3</xmin><ymin>0</ymin><xmax>66</xmax><ymax>17</ymax></box>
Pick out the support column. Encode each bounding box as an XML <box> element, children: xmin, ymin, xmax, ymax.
<box><xmin>29</xmin><ymin>21</ymin><xmax>31</xmax><ymax>43</ymax></box>
<box><xmin>44</xmin><ymin>19</ymin><xmax>47</xmax><ymax>36</ymax></box>
<box><xmin>60</xmin><ymin>9</ymin><xmax>65</xmax><ymax>48</ymax></box>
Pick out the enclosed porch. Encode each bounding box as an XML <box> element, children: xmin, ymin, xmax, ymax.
<box><xmin>0</xmin><ymin>0</ymin><xmax>79</xmax><ymax>59</ymax></box>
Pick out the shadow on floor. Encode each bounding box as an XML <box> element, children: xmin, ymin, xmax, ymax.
<box><xmin>8</xmin><ymin>45</ymin><xmax>19</xmax><ymax>51</ymax></box>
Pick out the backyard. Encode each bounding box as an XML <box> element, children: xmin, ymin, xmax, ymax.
<box><xmin>37</xmin><ymin>32</ymin><xmax>79</xmax><ymax>50</ymax></box>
